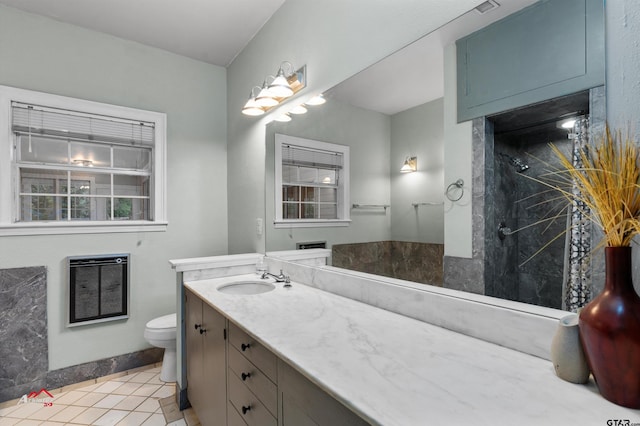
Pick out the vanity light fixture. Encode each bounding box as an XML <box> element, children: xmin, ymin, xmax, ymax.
<box><xmin>241</xmin><ymin>62</ymin><xmax>307</xmax><ymax>117</ymax></box>
<box><xmin>400</xmin><ymin>156</ymin><xmax>417</xmax><ymax>173</ymax></box>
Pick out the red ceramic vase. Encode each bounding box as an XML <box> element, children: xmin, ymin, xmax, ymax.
<box><xmin>579</xmin><ymin>246</ymin><xmax>640</xmax><ymax>408</ymax></box>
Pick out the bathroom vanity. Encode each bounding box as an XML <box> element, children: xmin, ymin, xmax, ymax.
<box><xmin>172</xmin><ymin>253</ymin><xmax>640</xmax><ymax>426</ymax></box>
<box><xmin>185</xmin><ymin>281</ymin><xmax>367</xmax><ymax>426</ymax></box>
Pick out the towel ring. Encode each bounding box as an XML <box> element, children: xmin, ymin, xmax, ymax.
<box><xmin>446</xmin><ymin>179</ymin><xmax>464</xmax><ymax>202</ymax></box>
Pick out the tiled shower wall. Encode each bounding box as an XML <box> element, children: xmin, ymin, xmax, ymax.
<box><xmin>332</xmin><ymin>241</ymin><xmax>444</xmax><ymax>286</ymax></box>
<box><xmin>491</xmin><ymin>130</ymin><xmax>570</xmax><ymax>308</ymax></box>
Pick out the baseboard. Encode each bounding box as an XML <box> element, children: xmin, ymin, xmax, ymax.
<box><xmin>0</xmin><ymin>347</ymin><xmax>163</xmax><ymax>403</ymax></box>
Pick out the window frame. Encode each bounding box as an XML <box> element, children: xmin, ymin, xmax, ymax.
<box><xmin>0</xmin><ymin>85</ymin><xmax>167</xmax><ymax>236</ymax></box>
<box><xmin>274</xmin><ymin>133</ymin><xmax>350</xmax><ymax>228</ymax></box>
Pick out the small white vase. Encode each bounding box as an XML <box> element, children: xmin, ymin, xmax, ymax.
<box><xmin>550</xmin><ymin>314</ymin><xmax>590</xmax><ymax>384</ymax></box>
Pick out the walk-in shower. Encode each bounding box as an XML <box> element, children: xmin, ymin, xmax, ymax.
<box><xmin>483</xmin><ymin>90</ymin><xmax>600</xmax><ymax>310</ymax></box>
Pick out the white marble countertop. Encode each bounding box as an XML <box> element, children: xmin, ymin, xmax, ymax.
<box><xmin>185</xmin><ymin>274</ymin><xmax>640</xmax><ymax>426</ymax></box>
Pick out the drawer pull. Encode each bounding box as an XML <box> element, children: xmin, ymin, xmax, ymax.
<box><xmin>241</xmin><ymin>372</ymin><xmax>251</xmax><ymax>381</ymax></box>
<box><xmin>241</xmin><ymin>343</ymin><xmax>251</xmax><ymax>351</ymax></box>
<box><xmin>242</xmin><ymin>405</ymin><xmax>251</xmax><ymax>415</ymax></box>
<box><xmin>194</xmin><ymin>324</ymin><xmax>201</xmax><ymax>330</ymax></box>
<box><xmin>199</xmin><ymin>328</ymin><xmax>206</xmax><ymax>334</ymax></box>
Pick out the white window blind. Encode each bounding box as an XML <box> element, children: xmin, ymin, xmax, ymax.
<box><xmin>281</xmin><ymin>143</ymin><xmax>344</xmax><ymax>170</ymax></box>
<box><xmin>11</xmin><ymin>102</ymin><xmax>155</xmax><ymax>146</ymax></box>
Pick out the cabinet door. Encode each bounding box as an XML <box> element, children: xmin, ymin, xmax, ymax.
<box><xmin>185</xmin><ymin>289</ymin><xmax>227</xmax><ymax>426</ymax></box>
<box><xmin>278</xmin><ymin>360</ymin><xmax>369</xmax><ymax>426</ymax></box>
<box><xmin>281</xmin><ymin>396</ymin><xmax>318</xmax><ymax>426</ymax></box>
<box><xmin>200</xmin><ymin>302</ymin><xmax>227</xmax><ymax>426</ymax></box>
<box><xmin>185</xmin><ymin>289</ymin><xmax>204</xmax><ymax>414</ymax></box>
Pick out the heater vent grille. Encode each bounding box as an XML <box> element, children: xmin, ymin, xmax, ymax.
<box><xmin>68</xmin><ymin>254</ymin><xmax>129</xmax><ymax>326</ymax></box>
<box><xmin>296</xmin><ymin>241</ymin><xmax>327</xmax><ymax>250</ymax></box>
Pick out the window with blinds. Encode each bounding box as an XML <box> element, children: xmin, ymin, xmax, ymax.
<box><xmin>12</xmin><ymin>103</ymin><xmax>154</xmax><ymax>222</ymax></box>
<box><xmin>275</xmin><ymin>134</ymin><xmax>350</xmax><ymax>227</ymax></box>
<box><xmin>0</xmin><ymin>85</ymin><xmax>167</xmax><ymax>235</ymax></box>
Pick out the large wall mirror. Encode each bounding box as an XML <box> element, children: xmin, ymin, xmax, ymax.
<box><xmin>265</xmin><ymin>0</ymin><xmax>605</xmax><ymax>311</ymax></box>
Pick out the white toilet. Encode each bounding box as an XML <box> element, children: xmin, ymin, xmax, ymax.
<box><xmin>144</xmin><ymin>313</ymin><xmax>177</xmax><ymax>382</ymax></box>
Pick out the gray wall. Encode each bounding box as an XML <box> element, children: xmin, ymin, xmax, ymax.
<box><xmin>390</xmin><ymin>98</ymin><xmax>444</xmax><ymax>244</ymax></box>
<box><xmin>606</xmin><ymin>1</ymin><xmax>640</xmax><ymax>132</ymax></box>
<box><xmin>443</xmin><ymin>44</ymin><xmax>474</xmax><ymax>258</ymax></box>
<box><xmin>606</xmin><ymin>1</ymin><xmax>640</xmax><ymax>296</ymax></box>
<box><xmin>0</xmin><ymin>5</ymin><xmax>228</xmax><ymax>370</ymax></box>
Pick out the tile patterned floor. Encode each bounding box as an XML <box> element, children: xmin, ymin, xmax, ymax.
<box><xmin>0</xmin><ymin>366</ymin><xmax>200</xmax><ymax>426</ymax></box>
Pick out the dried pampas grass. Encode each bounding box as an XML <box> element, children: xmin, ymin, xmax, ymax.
<box><xmin>548</xmin><ymin>126</ymin><xmax>640</xmax><ymax>247</ymax></box>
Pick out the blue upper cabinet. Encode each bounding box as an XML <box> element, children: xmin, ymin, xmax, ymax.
<box><xmin>456</xmin><ymin>0</ymin><xmax>604</xmax><ymax>122</ymax></box>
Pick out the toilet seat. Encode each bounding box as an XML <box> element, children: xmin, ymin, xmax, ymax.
<box><xmin>146</xmin><ymin>313</ymin><xmax>176</xmax><ymax>329</ymax></box>
<box><xmin>144</xmin><ymin>313</ymin><xmax>176</xmax><ymax>341</ymax></box>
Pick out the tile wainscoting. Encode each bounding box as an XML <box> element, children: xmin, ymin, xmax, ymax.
<box><xmin>332</xmin><ymin>241</ymin><xmax>444</xmax><ymax>286</ymax></box>
<box><xmin>0</xmin><ymin>266</ymin><xmax>48</xmax><ymax>403</ymax></box>
<box><xmin>0</xmin><ymin>265</ymin><xmax>163</xmax><ymax>403</ymax></box>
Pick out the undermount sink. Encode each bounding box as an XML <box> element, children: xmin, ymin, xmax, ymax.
<box><xmin>217</xmin><ymin>280</ymin><xmax>276</xmax><ymax>295</ymax></box>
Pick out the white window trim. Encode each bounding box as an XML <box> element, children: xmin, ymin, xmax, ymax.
<box><xmin>275</xmin><ymin>134</ymin><xmax>350</xmax><ymax>228</ymax></box>
<box><xmin>0</xmin><ymin>85</ymin><xmax>167</xmax><ymax>236</ymax></box>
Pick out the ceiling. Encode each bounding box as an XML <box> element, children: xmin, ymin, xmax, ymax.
<box><xmin>0</xmin><ymin>0</ymin><xmax>537</xmax><ymax>114</ymax></box>
<box><xmin>328</xmin><ymin>0</ymin><xmax>537</xmax><ymax>115</ymax></box>
<box><xmin>0</xmin><ymin>0</ymin><xmax>286</xmax><ymax>67</ymax></box>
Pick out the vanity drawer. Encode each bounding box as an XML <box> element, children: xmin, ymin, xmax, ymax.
<box><xmin>228</xmin><ymin>372</ymin><xmax>277</xmax><ymax>426</ymax></box>
<box><xmin>229</xmin><ymin>322</ymin><xmax>277</xmax><ymax>382</ymax></box>
<box><xmin>228</xmin><ymin>401</ymin><xmax>248</xmax><ymax>426</ymax></box>
<box><xmin>229</xmin><ymin>345</ymin><xmax>277</xmax><ymax>416</ymax></box>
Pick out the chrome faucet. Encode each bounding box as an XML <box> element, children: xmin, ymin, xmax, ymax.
<box><xmin>261</xmin><ymin>269</ymin><xmax>291</xmax><ymax>284</ymax></box>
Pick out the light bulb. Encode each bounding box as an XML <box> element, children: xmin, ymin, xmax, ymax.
<box><xmin>306</xmin><ymin>94</ymin><xmax>326</xmax><ymax>105</ymax></box>
<box><xmin>289</xmin><ymin>104</ymin><xmax>307</xmax><ymax>115</ymax></box>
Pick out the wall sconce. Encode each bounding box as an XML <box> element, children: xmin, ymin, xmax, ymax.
<box><xmin>400</xmin><ymin>156</ymin><xmax>417</xmax><ymax>173</ymax></box>
<box><xmin>241</xmin><ymin>62</ymin><xmax>307</xmax><ymax>116</ymax></box>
